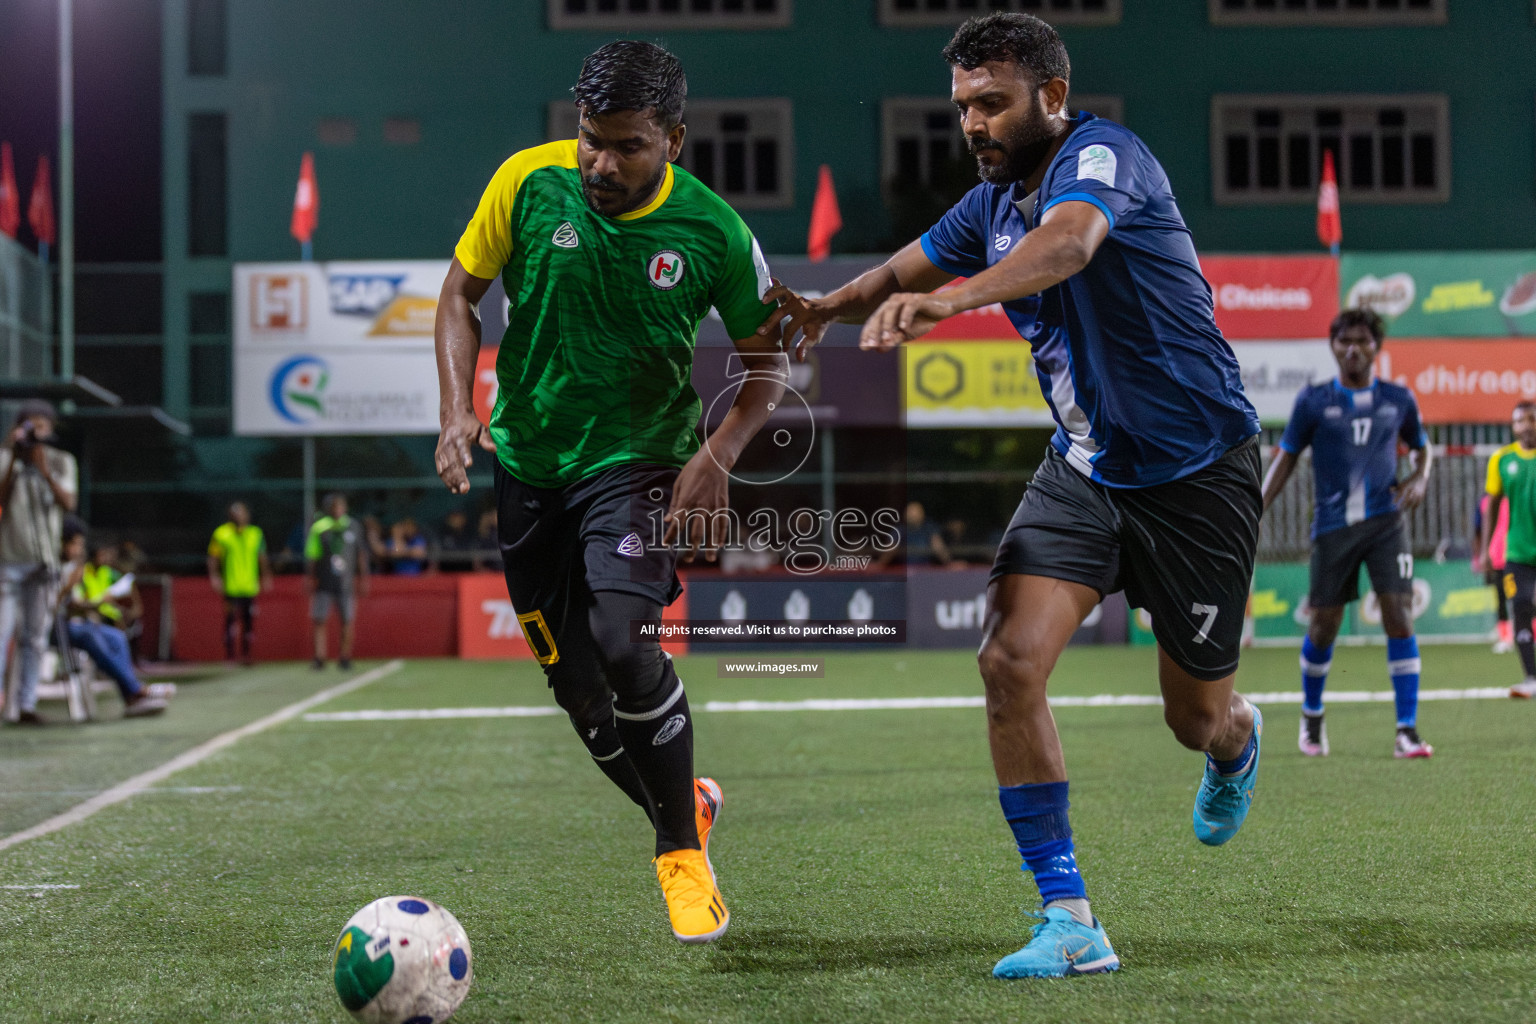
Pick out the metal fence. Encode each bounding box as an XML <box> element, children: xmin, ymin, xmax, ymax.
<box><xmin>0</xmin><ymin>233</ymin><xmax>51</xmax><ymax>380</ymax></box>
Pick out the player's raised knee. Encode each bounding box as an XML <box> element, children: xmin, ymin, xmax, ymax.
<box><xmin>1164</xmin><ymin>703</ymin><xmax>1222</xmax><ymax>751</ymax></box>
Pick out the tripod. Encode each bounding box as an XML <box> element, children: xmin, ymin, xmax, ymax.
<box><xmin>2</xmin><ymin>460</ymin><xmax>94</xmax><ymax>723</ymax></box>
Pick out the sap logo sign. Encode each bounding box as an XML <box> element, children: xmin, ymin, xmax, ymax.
<box><xmin>329</xmin><ymin>274</ymin><xmax>407</xmax><ymax>316</ymax></box>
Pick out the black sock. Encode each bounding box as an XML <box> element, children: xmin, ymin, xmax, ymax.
<box><xmin>224</xmin><ymin>614</ymin><xmax>237</xmax><ymax>660</ymax></box>
<box><xmin>570</xmin><ymin>714</ymin><xmax>655</xmax><ymax>825</ymax></box>
<box><xmin>1517</xmin><ymin>600</ymin><xmax>1536</xmax><ymax>677</ymax></box>
<box><xmin>613</xmin><ymin>671</ymin><xmax>697</xmax><ymax>856</ymax></box>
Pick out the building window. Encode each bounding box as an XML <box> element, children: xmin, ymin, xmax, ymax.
<box><xmin>189</xmin><ymin>292</ymin><xmax>230</xmax><ymax>336</ymax></box>
<box><xmin>383</xmin><ymin>118</ymin><xmax>422</xmax><ymax>146</ymax></box>
<box><xmin>882</xmin><ymin>94</ymin><xmax>1123</xmax><ymax>190</ymax></box>
<box><xmin>678</xmin><ymin>100</ymin><xmax>793</xmax><ymax>209</ymax></box>
<box><xmin>548</xmin><ymin>0</ymin><xmax>790</xmax><ymax>30</ymax></box>
<box><xmin>317</xmin><ymin>118</ymin><xmax>358</xmax><ymax>146</ymax></box>
<box><xmin>187</xmin><ymin>112</ymin><xmax>227</xmax><ymax>257</ymax></box>
<box><xmin>1212</xmin><ymin>95</ymin><xmax>1448</xmax><ymax>205</ymax></box>
<box><xmin>190</xmin><ymin>342</ymin><xmax>231</xmax><ymax>409</ymax></box>
<box><xmin>1211</xmin><ymin>0</ymin><xmax>1444</xmax><ymax>26</ymax></box>
<box><xmin>187</xmin><ymin>0</ymin><xmax>226</xmax><ymax>76</ymax></box>
<box><xmin>880</xmin><ymin>0</ymin><xmax>1119</xmax><ymax>27</ymax></box>
<box><xmin>548</xmin><ymin>98</ymin><xmax>794</xmax><ymax>209</ymax></box>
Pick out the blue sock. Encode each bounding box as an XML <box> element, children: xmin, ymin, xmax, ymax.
<box><xmin>998</xmin><ymin>781</ymin><xmax>1087</xmax><ymax>904</ymax></box>
<box><xmin>1300</xmin><ymin>635</ymin><xmax>1332</xmax><ymax>715</ymax></box>
<box><xmin>1387</xmin><ymin>635</ymin><xmax>1421</xmax><ymax>728</ymax></box>
<box><xmin>1208</xmin><ymin>727</ymin><xmax>1256</xmax><ymax>776</ymax></box>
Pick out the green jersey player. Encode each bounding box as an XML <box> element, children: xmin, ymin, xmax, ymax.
<box><xmin>433</xmin><ymin>41</ymin><xmax>786</xmax><ymax>944</ymax></box>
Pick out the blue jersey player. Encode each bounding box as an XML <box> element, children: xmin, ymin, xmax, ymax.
<box><xmin>1261</xmin><ymin>308</ymin><xmax>1434</xmax><ymax>759</ymax></box>
<box><xmin>761</xmin><ymin>13</ymin><xmax>1264</xmax><ymax>979</ymax></box>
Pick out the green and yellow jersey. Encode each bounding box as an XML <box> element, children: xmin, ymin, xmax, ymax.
<box><xmin>208</xmin><ymin>522</ymin><xmax>266</xmax><ymax>598</ymax></box>
<box><xmin>1487</xmin><ymin>442</ymin><xmax>1536</xmax><ymax>566</ymax></box>
<box><xmin>455</xmin><ymin>140</ymin><xmax>774</xmax><ymax>488</ymax></box>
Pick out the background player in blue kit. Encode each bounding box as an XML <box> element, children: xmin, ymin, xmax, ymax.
<box><xmin>760</xmin><ymin>12</ymin><xmax>1264</xmax><ymax>979</ymax></box>
<box><xmin>1261</xmin><ymin>309</ymin><xmax>1434</xmax><ymax>759</ymax></box>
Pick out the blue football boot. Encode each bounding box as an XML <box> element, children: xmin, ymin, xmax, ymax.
<box><xmin>992</xmin><ymin>906</ymin><xmax>1121</xmax><ymax>979</ymax></box>
<box><xmin>1193</xmin><ymin>705</ymin><xmax>1263</xmax><ymax>846</ymax></box>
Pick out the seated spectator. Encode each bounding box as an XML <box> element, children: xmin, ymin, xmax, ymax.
<box><xmin>58</xmin><ymin>521</ymin><xmax>166</xmax><ymax>718</ymax></box>
<box><xmin>389</xmin><ymin>517</ymin><xmax>429</xmax><ymax>576</ymax></box>
<box><xmin>437</xmin><ymin>509</ymin><xmax>476</xmax><ymax>571</ymax></box>
<box><xmin>474</xmin><ymin>508</ymin><xmax>499</xmax><ymax>571</ymax></box>
<box><xmin>362</xmin><ymin>515</ymin><xmax>389</xmax><ymax>570</ymax></box>
<box><xmin>877</xmin><ymin>501</ymin><xmax>951</xmax><ymax>567</ymax></box>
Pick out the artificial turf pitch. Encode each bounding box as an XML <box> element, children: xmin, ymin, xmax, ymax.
<box><xmin>0</xmin><ymin>645</ymin><xmax>1532</xmax><ymax>1023</ymax></box>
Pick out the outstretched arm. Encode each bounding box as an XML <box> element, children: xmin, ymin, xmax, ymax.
<box><xmin>434</xmin><ymin>258</ymin><xmax>498</xmax><ymax>495</ymax></box>
<box><xmin>860</xmin><ymin>201</ymin><xmax>1109</xmax><ymax>350</ymax></box>
<box><xmin>665</xmin><ymin>328</ymin><xmax>790</xmax><ymax>562</ymax></box>
<box><xmin>1260</xmin><ymin>449</ymin><xmax>1300</xmax><ymax>514</ymax></box>
<box><xmin>1395</xmin><ymin>444</ymin><xmax>1433</xmax><ymax>512</ymax></box>
<box><xmin>755</xmin><ymin>240</ymin><xmax>954</xmax><ymax>361</ymax></box>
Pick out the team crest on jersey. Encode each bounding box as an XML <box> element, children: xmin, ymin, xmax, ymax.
<box><xmin>647</xmin><ymin>250</ymin><xmax>686</xmax><ymax>290</ymax></box>
<box><xmin>552</xmin><ymin>222</ymin><xmax>579</xmax><ymax>249</ymax></box>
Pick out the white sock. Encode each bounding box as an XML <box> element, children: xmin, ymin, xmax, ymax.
<box><xmin>1045</xmin><ymin>897</ymin><xmax>1093</xmax><ymax>927</ymax></box>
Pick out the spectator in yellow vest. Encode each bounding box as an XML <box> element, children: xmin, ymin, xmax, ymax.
<box><xmin>207</xmin><ymin>502</ymin><xmax>272</xmax><ymax>665</ymax></box>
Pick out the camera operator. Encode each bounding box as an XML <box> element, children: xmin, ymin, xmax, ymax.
<box><xmin>0</xmin><ymin>400</ymin><xmax>79</xmax><ymax>725</ymax></box>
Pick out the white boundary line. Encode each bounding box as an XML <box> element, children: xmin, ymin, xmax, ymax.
<box><xmin>300</xmin><ymin>685</ymin><xmax>1517</xmax><ymax>722</ymax></box>
<box><xmin>0</xmin><ymin>883</ymin><xmax>79</xmax><ymax>890</ymax></box>
<box><xmin>0</xmin><ymin>660</ymin><xmax>404</xmax><ymax>854</ymax></box>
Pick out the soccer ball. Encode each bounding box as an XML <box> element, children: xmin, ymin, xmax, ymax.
<box><xmin>332</xmin><ymin>896</ymin><xmax>473</xmax><ymax>1024</ymax></box>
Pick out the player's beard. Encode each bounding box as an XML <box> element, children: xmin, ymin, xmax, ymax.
<box><xmin>581</xmin><ymin>159</ymin><xmax>669</xmax><ymax>217</ymax></box>
<box><xmin>969</xmin><ymin>94</ymin><xmax>1057</xmax><ymax>186</ymax></box>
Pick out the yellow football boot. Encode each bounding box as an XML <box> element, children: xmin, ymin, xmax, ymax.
<box><xmin>694</xmin><ymin>777</ymin><xmax>723</xmax><ymax>874</ymax></box>
<box><xmin>654</xmin><ymin>848</ymin><xmax>729</xmax><ymax>944</ymax></box>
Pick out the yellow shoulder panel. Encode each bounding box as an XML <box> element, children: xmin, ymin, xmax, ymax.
<box><xmin>455</xmin><ymin>141</ymin><xmax>579</xmax><ymax>279</ymax></box>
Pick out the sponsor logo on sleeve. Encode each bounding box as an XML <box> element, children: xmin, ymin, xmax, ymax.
<box><xmin>1076</xmin><ymin>145</ymin><xmax>1117</xmax><ymax>187</ymax></box>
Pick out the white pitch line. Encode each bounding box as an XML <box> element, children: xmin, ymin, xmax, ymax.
<box><xmin>0</xmin><ymin>660</ymin><xmax>404</xmax><ymax>854</ymax></box>
<box><xmin>0</xmin><ymin>883</ymin><xmax>79</xmax><ymax>890</ymax></box>
<box><xmin>300</xmin><ymin>685</ymin><xmax>1519</xmax><ymax>723</ymax></box>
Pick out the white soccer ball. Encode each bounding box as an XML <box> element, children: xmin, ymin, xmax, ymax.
<box><xmin>332</xmin><ymin>896</ymin><xmax>473</xmax><ymax>1024</ymax></box>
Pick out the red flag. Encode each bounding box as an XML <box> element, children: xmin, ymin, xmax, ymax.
<box><xmin>1316</xmin><ymin>149</ymin><xmax>1342</xmax><ymax>253</ymax></box>
<box><xmin>27</xmin><ymin>155</ymin><xmax>54</xmax><ymax>247</ymax></box>
<box><xmin>807</xmin><ymin>164</ymin><xmax>842</xmax><ymax>263</ymax></box>
<box><xmin>0</xmin><ymin>143</ymin><xmax>19</xmax><ymax>239</ymax></box>
<box><xmin>290</xmin><ymin>151</ymin><xmax>319</xmax><ymax>244</ymax></box>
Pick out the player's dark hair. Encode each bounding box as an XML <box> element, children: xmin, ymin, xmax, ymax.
<box><xmin>1330</xmin><ymin>308</ymin><xmax>1385</xmax><ymax>348</ymax></box>
<box><xmin>1515</xmin><ymin>400</ymin><xmax>1536</xmax><ymax>417</ymax></box>
<box><xmin>941</xmin><ymin>13</ymin><xmax>1071</xmax><ymax>89</ymax></box>
<box><xmin>572</xmin><ymin>41</ymin><xmax>687</xmax><ymax>130</ymax></box>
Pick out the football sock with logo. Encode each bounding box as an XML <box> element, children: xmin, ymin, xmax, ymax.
<box><xmin>998</xmin><ymin>781</ymin><xmax>1090</xmax><ymax>916</ymax></box>
<box><xmin>569</xmin><ymin>713</ymin><xmax>654</xmax><ymax>824</ymax></box>
<box><xmin>1386</xmin><ymin>635</ymin><xmax>1421</xmax><ymax>728</ymax></box>
<box><xmin>1515</xmin><ymin>599</ymin><xmax>1536</xmax><ymax>678</ymax></box>
<box><xmin>1300</xmin><ymin>635</ymin><xmax>1332</xmax><ymax>715</ymax></box>
<box><xmin>614</xmin><ymin>674</ymin><xmax>697</xmax><ymax>856</ymax></box>
<box><xmin>593</xmin><ymin>590</ymin><xmax>699</xmax><ymax>856</ymax></box>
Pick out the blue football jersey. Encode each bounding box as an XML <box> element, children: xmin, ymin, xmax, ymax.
<box><xmin>1278</xmin><ymin>378</ymin><xmax>1428</xmax><ymax>538</ymax></box>
<box><xmin>921</xmin><ymin>113</ymin><xmax>1259</xmax><ymax>488</ymax></box>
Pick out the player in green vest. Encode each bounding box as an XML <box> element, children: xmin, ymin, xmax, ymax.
<box><xmin>434</xmin><ymin>40</ymin><xmax>786</xmax><ymax>945</ymax></box>
<box><xmin>1483</xmin><ymin>401</ymin><xmax>1536</xmax><ymax>697</ymax></box>
<box><xmin>207</xmin><ymin>502</ymin><xmax>272</xmax><ymax>665</ymax></box>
